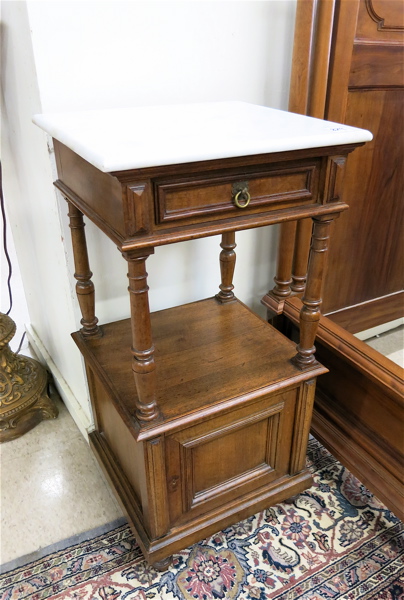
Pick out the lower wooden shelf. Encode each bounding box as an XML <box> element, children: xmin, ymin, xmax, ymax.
<box><xmin>74</xmin><ymin>297</ymin><xmax>326</xmax><ymax>565</ymax></box>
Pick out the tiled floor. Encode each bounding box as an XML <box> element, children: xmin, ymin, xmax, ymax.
<box><xmin>0</xmin><ymin>392</ymin><xmax>123</xmax><ymax>565</ymax></box>
<box><xmin>365</xmin><ymin>324</ymin><xmax>404</xmax><ymax>368</ymax></box>
<box><xmin>1</xmin><ymin>326</ymin><xmax>403</xmax><ymax>568</ymax></box>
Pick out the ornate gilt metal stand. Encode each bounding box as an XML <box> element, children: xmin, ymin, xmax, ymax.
<box><xmin>0</xmin><ymin>312</ymin><xmax>58</xmax><ymax>443</ymax></box>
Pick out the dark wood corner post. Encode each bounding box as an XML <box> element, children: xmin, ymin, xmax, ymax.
<box><xmin>216</xmin><ymin>231</ymin><xmax>237</xmax><ymax>303</ymax></box>
<box><xmin>67</xmin><ymin>201</ymin><xmax>101</xmax><ymax>338</ymax></box>
<box><xmin>291</xmin><ymin>218</ymin><xmax>313</xmax><ymax>294</ymax></box>
<box><xmin>262</xmin><ymin>217</ymin><xmax>313</xmax><ymax>314</ymax></box>
<box><xmin>294</xmin><ymin>214</ymin><xmax>337</xmax><ymax>369</ymax></box>
<box><xmin>262</xmin><ymin>220</ymin><xmax>297</xmax><ymax>314</ymax></box>
<box><xmin>123</xmin><ymin>248</ymin><xmax>160</xmax><ymax>423</ymax></box>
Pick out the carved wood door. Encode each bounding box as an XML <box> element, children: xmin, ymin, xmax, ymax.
<box><xmin>164</xmin><ymin>388</ymin><xmax>297</xmax><ymax>529</ymax></box>
<box><xmin>290</xmin><ymin>0</ymin><xmax>404</xmax><ymax>332</ymax></box>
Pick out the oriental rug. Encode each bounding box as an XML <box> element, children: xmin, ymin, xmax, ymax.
<box><xmin>1</xmin><ymin>438</ymin><xmax>403</xmax><ymax>600</ymax></box>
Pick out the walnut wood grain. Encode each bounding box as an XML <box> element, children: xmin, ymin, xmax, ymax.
<box><xmin>294</xmin><ymin>215</ymin><xmax>336</xmax><ymax>368</ymax></box>
<box><xmin>286</xmin><ymin>0</ymin><xmax>404</xmax><ymax>327</ymax></box>
<box><xmin>262</xmin><ymin>220</ymin><xmax>297</xmax><ymax>315</ymax></box>
<box><xmin>287</xmin><ymin>0</ymin><xmax>317</xmax><ymax>116</ymax></box>
<box><xmin>349</xmin><ymin>43</ymin><xmax>404</xmax><ymax>88</ymax></box>
<box><xmin>283</xmin><ymin>0</ymin><xmax>335</xmax><ymax>303</ymax></box>
<box><xmin>123</xmin><ymin>249</ymin><xmax>159</xmax><ymax>422</ymax></box>
<box><xmin>306</xmin><ymin>0</ymin><xmax>336</xmax><ymax>118</ymax></box>
<box><xmin>72</xmin><ymin>298</ymin><xmax>327</xmax><ymax>440</ymax></box>
<box><xmin>155</xmin><ymin>165</ymin><xmax>316</xmax><ymax>226</ymax></box>
<box><xmin>281</xmin><ymin>296</ymin><xmax>404</xmax><ymax>520</ymax></box>
<box><xmin>82</xmin><ymin>302</ymin><xmax>321</xmax><ymax>564</ymax></box>
<box><xmin>54</xmin><ymin>142</ymin><xmax>362</xmax><ymax>253</ymax></box>
<box><xmin>56</xmin><ymin>109</ymin><xmax>365</xmax><ymax>565</ymax></box>
<box><xmin>291</xmin><ymin>219</ymin><xmax>312</xmax><ymax>294</ymax></box>
<box><xmin>66</xmin><ymin>201</ymin><xmax>101</xmax><ymax>338</ymax></box>
<box><xmin>289</xmin><ymin>379</ymin><xmax>317</xmax><ymax>474</ymax></box>
<box><xmin>90</xmin><ymin>426</ymin><xmax>313</xmax><ymax>565</ymax></box>
<box><xmin>216</xmin><ymin>232</ymin><xmax>236</xmax><ymax>303</ymax></box>
<box><xmin>323</xmin><ymin>88</ymin><xmax>404</xmax><ymax>317</ymax></box>
<box><xmin>325</xmin><ymin>291</ymin><xmax>404</xmax><ymax>333</ymax></box>
<box><xmin>143</xmin><ymin>437</ymin><xmax>170</xmax><ymax>539</ymax></box>
<box><xmin>265</xmin><ymin>151</ymin><xmax>349</xmax><ymax>318</ymax></box>
<box><xmin>358</xmin><ymin>0</ymin><xmax>404</xmax><ymax>39</ymax></box>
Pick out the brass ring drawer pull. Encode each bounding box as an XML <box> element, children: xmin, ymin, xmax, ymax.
<box><xmin>233</xmin><ymin>182</ymin><xmax>251</xmax><ymax>209</ymax></box>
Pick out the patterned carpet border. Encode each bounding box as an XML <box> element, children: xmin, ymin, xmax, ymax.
<box><xmin>0</xmin><ymin>518</ymin><xmax>128</xmax><ymax>575</ymax></box>
<box><xmin>1</xmin><ymin>438</ymin><xmax>403</xmax><ymax>600</ymax></box>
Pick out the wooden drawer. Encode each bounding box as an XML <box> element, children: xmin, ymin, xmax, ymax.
<box><xmin>154</xmin><ymin>161</ymin><xmax>319</xmax><ymax>227</ymax></box>
<box><xmin>164</xmin><ymin>388</ymin><xmax>297</xmax><ymax>528</ymax></box>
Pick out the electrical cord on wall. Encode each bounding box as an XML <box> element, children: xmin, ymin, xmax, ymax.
<box><xmin>0</xmin><ymin>162</ymin><xmax>27</xmax><ymax>353</ymax></box>
<box><xmin>0</xmin><ymin>162</ymin><xmax>13</xmax><ymax>315</ymax></box>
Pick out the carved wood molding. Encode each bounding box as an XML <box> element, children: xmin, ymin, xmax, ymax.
<box><xmin>314</xmin><ymin>387</ymin><xmax>404</xmax><ymax>474</ymax></box>
<box><xmin>125</xmin><ymin>184</ymin><xmax>151</xmax><ymax>236</ymax></box>
<box><xmin>365</xmin><ymin>0</ymin><xmax>404</xmax><ymax>31</ymax></box>
<box><xmin>289</xmin><ymin>379</ymin><xmax>316</xmax><ymax>473</ymax></box>
<box><xmin>311</xmin><ymin>406</ymin><xmax>404</xmax><ymax>521</ymax></box>
<box><xmin>322</xmin><ymin>156</ymin><xmax>347</xmax><ymax>204</ymax></box>
<box><xmin>144</xmin><ymin>437</ymin><xmax>170</xmax><ymax>538</ymax></box>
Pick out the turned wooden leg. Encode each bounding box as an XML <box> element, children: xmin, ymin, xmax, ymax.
<box><xmin>124</xmin><ymin>249</ymin><xmax>159</xmax><ymax>423</ymax></box>
<box><xmin>216</xmin><ymin>231</ymin><xmax>236</xmax><ymax>303</ymax></box>
<box><xmin>291</xmin><ymin>218</ymin><xmax>313</xmax><ymax>294</ymax></box>
<box><xmin>67</xmin><ymin>201</ymin><xmax>101</xmax><ymax>338</ymax></box>
<box><xmin>294</xmin><ymin>215</ymin><xmax>335</xmax><ymax>368</ymax></box>
<box><xmin>261</xmin><ymin>220</ymin><xmax>297</xmax><ymax>315</ymax></box>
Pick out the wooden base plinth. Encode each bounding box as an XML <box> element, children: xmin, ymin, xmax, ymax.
<box><xmin>73</xmin><ymin>298</ymin><xmax>326</xmax><ymax>565</ymax></box>
<box><xmin>89</xmin><ymin>429</ymin><xmax>313</xmax><ymax>565</ymax></box>
<box><xmin>261</xmin><ymin>291</ymin><xmax>287</xmax><ymax>316</ymax></box>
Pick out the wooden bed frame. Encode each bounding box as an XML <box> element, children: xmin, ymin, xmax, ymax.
<box><xmin>281</xmin><ymin>297</ymin><xmax>404</xmax><ymax>521</ymax></box>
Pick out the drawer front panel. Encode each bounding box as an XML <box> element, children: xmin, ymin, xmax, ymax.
<box><xmin>165</xmin><ymin>388</ymin><xmax>297</xmax><ymax>527</ymax></box>
<box><xmin>155</xmin><ymin>163</ymin><xmax>318</xmax><ymax>226</ymax></box>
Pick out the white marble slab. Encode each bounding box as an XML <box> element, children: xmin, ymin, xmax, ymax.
<box><xmin>33</xmin><ymin>102</ymin><xmax>372</xmax><ymax>173</ymax></box>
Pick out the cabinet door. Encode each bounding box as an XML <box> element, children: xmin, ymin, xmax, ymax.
<box><xmin>290</xmin><ymin>0</ymin><xmax>404</xmax><ymax>330</ymax></box>
<box><xmin>323</xmin><ymin>0</ymin><xmax>404</xmax><ymax>324</ymax></box>
<box><xmin>165</xmin><ymin>388</ymin><xmax>297</xmax><ymax>528</ymax></box>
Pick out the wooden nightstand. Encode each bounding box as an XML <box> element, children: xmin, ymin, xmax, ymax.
<box><xmin>34</xmin><ymin>102</ymin><xmax>371</xmax><ymax>567</ymax></box>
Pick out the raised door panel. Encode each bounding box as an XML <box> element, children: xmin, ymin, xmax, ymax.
<box><xmin>191</xmin><ymin>418</ymin><xmax>273</xmax><ymax>496</ymax></box>
<box><xmin>356</xmin><ymin>0</ymin><xmax>404</xmax><ymax>39</ymax></box>
<box><xmin>323</xmin><ymin>89</ymin><xmax>404</xmax><ymax>311</ymax></box>
<box><xmin>321</xmin><ymin>0</ymin><xmax>404</xmax><ymax>318</ymax></box>
<box><xmin>349</xmin><ymin>44</ymin><xmax>404</xmax><ymax>88</ymax></box>
<box><xmin>165</xmin><ymin>390</ymin><xmax>297</xmax><ymax>528</ymax></box>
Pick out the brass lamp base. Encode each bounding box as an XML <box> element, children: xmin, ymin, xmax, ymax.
<box><xmin>0</xmin><ymin>312</ymin><xmax>58</xmax><ymax>443</ymax></box>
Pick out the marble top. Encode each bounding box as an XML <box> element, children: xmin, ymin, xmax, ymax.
<box><xmin>33</xmin><ymin>102</ymin><xmax>372</xmax><ymax>173</ymax></box>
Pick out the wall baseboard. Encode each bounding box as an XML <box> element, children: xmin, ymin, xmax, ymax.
<box><xmin>25</xmin><ymin>323</ymin><xmax>92</xmax><ymax>441</ymax></box>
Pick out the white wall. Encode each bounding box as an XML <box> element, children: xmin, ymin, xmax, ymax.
<box><xmin>1</xmin><ymin>0</ymin><xmax>297</xmax><ymax>434</ymax></box>
<box><xmin>1</xmin><ymin>1</ymin><xmax>91</xmax><ymax>433</ymax></box>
